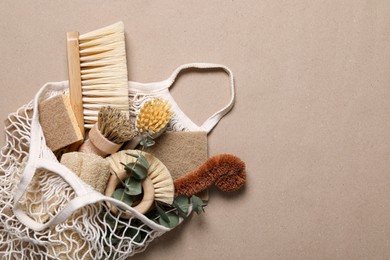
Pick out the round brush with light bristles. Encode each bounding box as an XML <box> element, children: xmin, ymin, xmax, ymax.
<box><xmin>79</xmin><ymin>106</ymin><xmax>137</xmax><ymax>157</ymax></box>
<box><xmin>105</xmin><ymin>150</ymin><xmax>175</xmax><ymax>217</ymax></box>
<box><xmin>124</xmin><ymin>98</ymin><xmax>174</xmax><ymax>149</ymax></box>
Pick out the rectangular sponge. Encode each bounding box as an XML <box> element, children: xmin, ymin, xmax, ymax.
<box><xmin>39</xmin><ymin>94</ymin><xmax>83</xmax><ymax>152</ymax></box>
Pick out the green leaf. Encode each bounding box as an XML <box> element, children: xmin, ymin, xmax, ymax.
<box><xmin>175</xmin><ymin>205</ymin><xmax>188</xmax><ymax>219</ymax></box>
<box><xmin>122</xmin><ymin>193</ymin><xmax>133</xmax><ymax>206</ymax></box>
<box><xmin>137</xmin><ymin>154</ymin><xmax>150</xmax><ymax>170</ymax></box>
<box><xmin>112</xmin><ymin>188</ymin><xmax>133</xmax><ymax>206</ymax></box>
<box><xmin>173</xmin><ymin>195</ymin><xmax>190</xmax><ymax>218</ymax></box>
<box><xmin>173</xmin><ymin>195</ymin><xmax>190</xmax><ymax>214</ymax></box>
<box><xmin>125</xmin><ymin>153</ymin><xmax>150</xmax><ymax>170</ymax></box>
<box><xmin>125</xmin><ymin>153</ymin><xmax>139</xmax><ymax>159</ymax></box>
<box><xmin>158</xmin><ymin>213</ymin><xmax>179</xmax><ymax>229</ymax></box>
<box><xmin>124</xmin><ymin>163</ymin><xmax>147</xmax><ymax>180</ymax></box>
<box><xmin>124</xmin><ymin>178</ymin><xmax>142</xmax><ymax>196</ymax></box>
<box><xmin>155</xmin><ymin>203</ymin><xmax>169</xmax><ymax>222</ymax></box>
<box><xmin>140</xmin><ymin>138</ymin><xmax>155</xmax><ymax>147</ymax></box>
<box><xmin>191</xmin><ymin>195</ymin><xmax>206</xmax><ymax>214</ymax></box>
<box><xmin>112</xmin><ymin>188</ymin><xmax>125</xmax><ymax>200</ymax></box>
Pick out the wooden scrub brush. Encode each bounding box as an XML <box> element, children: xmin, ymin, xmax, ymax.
<box><xmin>105</xmin><ymin>150</ymin><xmax>174</xmax><ymax>217</ymax></box>
<box><xmin>125</xmin><ymin>98</ymin><xmax>174</xmax><ymax>149</ymax></box>
<box><xmin>136</xmin><ymin>98</ymin><xmax>173</xmax><ymax>135</ymax></box>
<box><xmin>174</xmin><ymin>154</ymin><xmax>246</xmax><ymax>196</ymax></box>
<box><xmin>78</xmin><ymin>106</ymin><xmax>137</xmax><ymax>157</ymax></box>
<box><xmin>66</xmin><ymin>21</ymin><xmax>130</xmax><ymax>136</ymax></box>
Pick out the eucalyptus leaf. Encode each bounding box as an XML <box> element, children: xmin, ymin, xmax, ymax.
<box><xmin>137</xmin><ymin>154</ymin><xmax>150</xmax><ymax>170</ymax></box>
<box><xmin>122</xmin><ymin>193</ymin><xmax>134</xmax><ymax>206</ymax></box>
<box><xmin>140</xmin><ymin>138</ymin><xmax>155</xmax><ymax>147</ymax></box>
<box><xmin>191</xmin><ymin>195</ymin><xmax>206</xmax><ymax>214</ymax></box>
<box><xmin>173</xmin><ymin>195</ymin><xmax>190</xmax><ymax>214</ymax></box>
<box><xmin>112</xmin><ymin>188</ymin><xmax>126</xmax><ymax>200</ymax></box>
<box><xmin>175</xmin><ymin>205</ymin><xmax>188</xmax><ymax>219</ymax></box>
<box><xmin>112</xmin><ymin>188</ymin><xmax>133</xmax><ymax>206</ymax></box>
<box><xmin>125</xmin><ymin>153</ymin><xmax>139</xmax><ymax>159</ymax></box>
<box><xmin>124</xmin><ymin>163</ymin><xmax>147</xmax><ymax>180</ymax></box>
<box><xmin>124</xmin><ymin>178</ymin><xmax>142</xmax><ymax>196</ymax></box>
<box><xmin>158</xmin><ymin>213</ymin><xmax>179</xmax><ymax>229</ymax></box>
<box><xmin>155</xmin><ymin>203</ymin><xmax>169</xmax><ymax>222</ymax></box>
<box><xmin>125</xmin><ymin>153</ymin><xmax>150</xmax><ymax>170</ymax></box>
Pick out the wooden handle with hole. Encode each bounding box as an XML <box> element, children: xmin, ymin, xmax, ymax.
<box><xmin>66</xmin><ymin>31</ymin><xmax>85</xmax><ymax>137</ymax></box>
<box><xmin>105</xmin><ymin>170</ymin><xmax>155</xmax><ymax>218</ymax></box>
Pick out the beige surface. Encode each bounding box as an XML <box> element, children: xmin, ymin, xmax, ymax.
<box><xmin>1</xmin><ymin>1</ymin><xmax>390</xmax><ymax>259</ymax></box>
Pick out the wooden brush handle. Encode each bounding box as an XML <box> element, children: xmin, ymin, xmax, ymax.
<box><xmin>66</xmin><ymin>32</ymin><xmax>85</xmax><ymax>137</ymax></box>
<box><xmin>105</xmin><ymin>170</ymin><xmax>155</xmax><ymax>218</ymax></box>
<box><xmin>78</xmin><ymin>123</ymin><xmax>122</xmax><ymax>157</ymax></box>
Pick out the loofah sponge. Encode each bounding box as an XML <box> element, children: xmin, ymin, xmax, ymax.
<box><xmin>174</xmin><ymin>154</ymin><xmax>246</xmax><ymax>196</ymax></box>
<box><xmin>60</xmin><ymin>152</ymin><xmax>111</xmax><ymax>194</ymax></box>
<box><xmin>39</xmin><ymin>94</ymin><xmax>84</xmax><ymax>152</ymax></box>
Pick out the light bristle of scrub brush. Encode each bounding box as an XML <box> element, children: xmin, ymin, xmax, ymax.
<box><xmin>136</xmin><ymin>98</ymin><xmax>173</xmax><ymax>135</ymax></box>
<box><xmin>72</xmin><ymin>21</ymin><xmax>130</xmax><ymax>130</ymax></box>
<box><xmin>98</xmin><ymin>106</ymin><xmax>137</xmax><ymax>144</ymax></box>
<box><xmin>106</xmin><ymin>150</ymin><xmax>175</xmax><ymax>205</ymax></box>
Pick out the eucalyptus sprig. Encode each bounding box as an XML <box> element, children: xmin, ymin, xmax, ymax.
<box><xmin>110</xmin><ymin>132</ymin><xmax>207</xmax><ymax>230</ymax></box>
<box><xmin>149</xmin><ymin>195</ymin><xmax>207</xmax><ymax>229</ymax></box>
<box><xmin>112</xmin><ymin>133</ymin><xmax>155</xmax><ymax>205</ymax></box>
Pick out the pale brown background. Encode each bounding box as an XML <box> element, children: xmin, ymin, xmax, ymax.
<box><xmin>1</xmin><ymin>1</ymin><xmax>390</xmax><ymax>259</ymax></box>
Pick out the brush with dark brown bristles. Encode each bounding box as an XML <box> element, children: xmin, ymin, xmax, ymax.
<box><xmin>79</xmin><ymin>106</ymin><xmax>137</xmax><ymax>157</ymax></box>
<box><xmin>174</xmin><ymin>154</ymin><xmax>247</xmax><ymax>197</ymax></box>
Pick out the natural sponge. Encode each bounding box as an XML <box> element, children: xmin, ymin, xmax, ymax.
<box><xmin>39</xmin><ymin>94</ymin><xmax>83</xmax><ymax>152</ymax></box>
<box><xmin>60</xmin><ymin>152</ymin><xmax>110</xmax><ymax>194</ymax></box>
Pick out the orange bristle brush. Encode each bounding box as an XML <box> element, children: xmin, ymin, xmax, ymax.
<box><xmin>174</xmin><ymin>154</ymin><xmax>246</xmax><ymax>197</ymax></box>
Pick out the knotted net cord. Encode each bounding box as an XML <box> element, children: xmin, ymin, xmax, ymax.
<box><xmin>0</xmin><ymin>90</ymin><xmax>166</xmax><ymax>259</ymax></box>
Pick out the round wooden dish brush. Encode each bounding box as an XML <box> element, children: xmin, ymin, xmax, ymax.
<box><xmin>105</xmin><ymin>150</ymin><xmax>175</xmax><ymax>217</ymax></box>
<box><xmin>174</xmin><ymin>154</ymin><xmax>246</xmax><ymax>197</ymax></box>
<box><xmin>79</xmin><ymin>106</ymin><xmax>137</xmax><ymax>157</ymax></box>
<box><xmin>125</xmin><ymin>98</ymin><xmax>173</xmax><ymax>149</ymax></box>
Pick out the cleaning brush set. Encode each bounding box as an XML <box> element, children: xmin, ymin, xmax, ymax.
<box><xmin>0</xmin><ymin>22</ymin><xmax>247</xmax><ymax>259</ymax></box>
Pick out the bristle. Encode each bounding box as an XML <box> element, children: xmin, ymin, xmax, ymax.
<box><xmin>136</xmin><ymin>98</ymin><xmax>173</xmax><ymax>135</ymax></box>
<box><xmin>106</xmin><ymin>150</ymin><xmax>175</xmax><ymax>205</ymax></box>
<box><xmin>78</xmin><ymin>22</ymin><xmax>129</xmax><ymax>128</ymax></box>
<box><xmin>98</xmin><ymin>106</ymin><xmax>137</xmax><ymax>144</ymax></box>
<box><xmin>79</xmin><ymin>22</ymin><xmax>124</xmax><ymax>40</ymax></box>
<box><xmin>174</xmin><ymin>154</ymin><xmax>247</xmax><ymax>196</ymax></box>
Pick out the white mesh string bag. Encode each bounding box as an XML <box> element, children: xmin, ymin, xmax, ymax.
<box><xmin>0</xmin><ymin>81</ymin><xmax>179</xmax><ymax>260</ymax></box>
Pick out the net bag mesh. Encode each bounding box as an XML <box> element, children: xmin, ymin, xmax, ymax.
<box><xmin>0</xmin><ymin>82</ymin><xmax>177</xmax><ymax>259</ymax></box>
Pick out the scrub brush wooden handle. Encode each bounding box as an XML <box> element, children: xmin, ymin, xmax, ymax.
<box><xmin>78</xmin><ymin>124</ymin><xmax>122</xmax><ymax>157</ymax></box>
<box><xmin>66</xmin><ymin>32</ymin><xmax>84</xmax><ymax>136</ymax></box>
<box><xmin>174</xmin><ymin>154</ymin><xmax>247</xmax><ymax>197</ymax></box>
